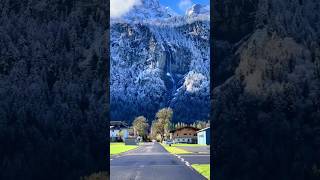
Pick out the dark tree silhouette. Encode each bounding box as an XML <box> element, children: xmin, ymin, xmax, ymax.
<box><xmin>0</xmin><ymin>0</ymin><xmax>109</xmax><ymax>179</ymax></box>
<box><xmin>212</xmin><ymin>0</ymin><xmax>320</xmax><ymax>180</ymax></box>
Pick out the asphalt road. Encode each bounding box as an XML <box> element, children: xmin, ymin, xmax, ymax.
<box><xmin>178</xmin><ymin>146</ymin><xmax>210</xmax><ymax>154</ymax></box>
<box><xmin>179</xmin><ymin>154</ymin><xmax>210</xmax><ymax>164</ymax></box>
<box><xmin>110</xmin><ymin>142</ymin><xmax>207</xmax><ymax>180</ymax></box>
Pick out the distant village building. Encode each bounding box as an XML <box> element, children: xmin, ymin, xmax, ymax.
<box><xmin>197</xmin><ymin>127</ymin><xmax>210</xmax><ymax>145</ymax></box>
<box><xmin>170</xmin><ymin>127</ymin><xmax>199</xmax><ymax>144</ymax></box>
<box><xmin>110</xmin><ymin>121</ymin><xmax>129</xmax><ymax>142</ymax></box>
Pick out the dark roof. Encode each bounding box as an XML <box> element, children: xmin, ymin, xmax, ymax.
<box><xmin>110</xmin><ymin>121</ymin><xmax>128</xmax><ymax>128</ymax></box>
<box><xmin>169</xmin><ymin>126</ymin><xmax>200</xmax><ymax>133</ymax></box>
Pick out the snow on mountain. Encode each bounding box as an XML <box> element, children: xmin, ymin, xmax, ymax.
<box><xmin>114</xmin><ymin>0</ymin><xmax>178</xmax><ymax>21</ymax></box>
<box><xmin>111</xmin><ymin>0</ymin><xmax>210</xmax><ymax>123</ymax></box>
<box><xmin>186</xmin><ymin>4</ymin><xmax>210</xmax><ymax>16</ymax></box>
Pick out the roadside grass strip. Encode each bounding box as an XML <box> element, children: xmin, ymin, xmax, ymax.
<box><xmin>161</xmin><ymin>144</ymin><xmax>192</xmax><ymax>154</ymax></box>
<box><xmin>191</xmin><ymin>164</ymin><xmax>210</xmax><ymax>180</ymax></box>
<box><xmin>110</xmin><ymin>143</ymin><xmax>138</xmax><ymax>155</ymax></box>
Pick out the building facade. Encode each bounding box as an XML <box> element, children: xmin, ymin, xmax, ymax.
<box><xmin>197</xmin><ymin>127</ymin><xmax>210</xmax><ymax>145</ymax></box>
<box><xmin>110</xmin><ymin>121</ymin><xmax>129</xmax><ymax>142</ymax></box>
<box><xmin>170</xmin><ymin>127</ymin><xmax>199</xmax><ymax>144</ymax></box>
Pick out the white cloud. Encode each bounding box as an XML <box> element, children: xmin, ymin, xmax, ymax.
<box><xmin>178</xmin><ymin>0</ymin><xmax>193</xmax><ymax>12</ymax></box>
<box><xmin>110</xmin><ymin>0</ymin><xmax>141</xmax><ymax>18</ymax></box>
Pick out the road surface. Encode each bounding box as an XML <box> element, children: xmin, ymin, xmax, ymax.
<box><xmin>110</xmin><ymin>142</ymin><xmax>207</xmax><ymax>180</ymax></box>
<box><xmin>179</xmin><ymin>154</ymin><xmax>210</xmax><ymax>164</ymax></box>
<box><xmin>177</xmin><ymin>146</ymin><xmax>210</xmax><ymax>154</ymax></box>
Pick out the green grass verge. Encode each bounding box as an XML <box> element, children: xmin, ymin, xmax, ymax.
<box><xmin>191</xmin><ymin>164</ymin><xmax>210</xmax><ymax>179</ymax></box>
<box><xmin>172</xmin><ymin>144</ymin><xmax>208</xmax><ymax>147</ymax></box>
<box><xmin>161</xmin><ymin>144</ymin><xmax>192</xmax><ymax>154</ymax></box>
<box><xmin>110</xmin><ymin>143</ymin><xmax>138</xmax><ymax>155</ymax></box>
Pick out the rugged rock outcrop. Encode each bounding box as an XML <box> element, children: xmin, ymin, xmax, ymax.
<box><xmin>186</xmin><ymin>4</ymin><xmax>210</xmax><ymax>17</ymax></box>
<box><xmin>111</xmin><ymin>1</ymin><xmax>210</xmax><ymax>123</ymax></box>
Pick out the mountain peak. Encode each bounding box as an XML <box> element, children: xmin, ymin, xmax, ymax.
<box><xmin>120</xmin><ymin>0</ymin><xmax>178</xmax><ymax>21</ymax></box>
<box><xmin>140</xmin><ymin>0</ymin><xmax>160</xmax><ymax>7</ymax></box>
<box><xmin>186</xmin><ymin>4</ymin><xmax>210</xmax><ymax>16</ymax></box>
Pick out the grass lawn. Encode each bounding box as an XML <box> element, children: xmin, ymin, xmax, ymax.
<box><xmin>110</xmin><ymin>142</ymin><xmax>138</xmax><ymax>155</ymax></box>
<box><xmin>161</xmin><ymin>144</ymin><xmax>192</xmax><ymax>154</ymax></box>
<box><xmin>172</xmin><ymin>144</ymin><xmax>208</xmax><ymax>147</ymax></box>
<box><xmin>191</xmin><ymin>164</ymin><xmax>210</xmax><ymax>179</ymax></box>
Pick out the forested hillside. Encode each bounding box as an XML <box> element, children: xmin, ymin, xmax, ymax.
<box><xmin>0</xmin><ymin>0</ymin><xmax>109</xmax><ymax>179</ymax></box>
<box><xmin>212</xmin><ymin>0</ymin><xmax>320</xmax><ymax>179</ymax></box>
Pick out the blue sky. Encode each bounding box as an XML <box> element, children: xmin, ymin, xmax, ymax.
<box><xmin>159</xmin><ymin>0</ymin><xmax>210</xmax><ymax>14</ymax></box>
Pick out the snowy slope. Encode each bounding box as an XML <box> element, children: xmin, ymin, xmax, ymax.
<box><xmin>110</xmin><ymin>0</ymin><xmax>210</xmax><ymax>123</ymax></box>
<box><xmin>112</xmin><ymin>0</ymin><xmax>178</xmax><ymax>21</ymax></box>
<box><xmin>186</xmin><ymin>4</ymin><xmax>210</xmax><ymax>16</ymax></box>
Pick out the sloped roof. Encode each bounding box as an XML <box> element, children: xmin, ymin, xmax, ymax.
<box><xmin>169</xmin><ymin>126</ymin><xmax>200</xmax><ymax>133</ymax></box>
<box><xmin>197</xmin><ymin>127</ymin><xmax>210</xmax><ymax>132</ymax></box>
<box><xmin>110</xmin><ymin>121</ymin><xmax>128</xmax><ymax>128</ymax></box>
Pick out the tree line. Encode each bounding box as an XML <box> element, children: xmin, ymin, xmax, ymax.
<box><xmin>131</xmin><ymin>107</ymin><xmax>209</xmax><ymax>142</ymax></box>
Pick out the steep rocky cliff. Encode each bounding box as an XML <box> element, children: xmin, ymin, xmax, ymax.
<box><xmin>111</xmin><ymin>0</ymin><xmax>210</xmax><ymax>123</ymax></box>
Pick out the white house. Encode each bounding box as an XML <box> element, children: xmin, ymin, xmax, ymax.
<box><xmin>169</xmin><ymin>127</ymin><xmax>199</xmax><ymax>144</ymax></box>
<box><xmin>110</xmin><ymin>121</ymin><xmax>129</xmax><ymax>142</ymax></box>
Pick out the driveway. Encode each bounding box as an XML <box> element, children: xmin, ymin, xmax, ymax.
<box><xmin>178</xmin><ymin>154</ymin><xmax>210</xmax><ymax>164</ymax></box>
<box><xmin>177</xmin><ymin>146</ymin><xmax>210</xmax><ymax>154</ymax></box>
<box><xmin>110</xmin><ymin>142</ymin><xmax>206</xmax><ymax>180</ymax></box>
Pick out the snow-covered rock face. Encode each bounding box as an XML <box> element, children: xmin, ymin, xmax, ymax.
<box><xmin>186</xmin><ymin>4</ymin><xmax>210</xmax><ymax>16</ymax></box>
<box><xmin>110</xmin><ymin>0</ymin><xmax>210</xmax><ymax>123</ymax></box>
<box><xmin>113</xmin><ymin>0</ymin><xmax>177</xmax><ymax>21</ymax></box>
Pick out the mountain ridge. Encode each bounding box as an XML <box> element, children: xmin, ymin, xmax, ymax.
<box><xmin>110</xmin><ymin>1</ymin><xmax>210</xmax><ymax>123</ymax></box>
<box><xmin>111</xmin><ymin>0</ymin><xmax>210</xmax><ymax>23</ymax></box>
